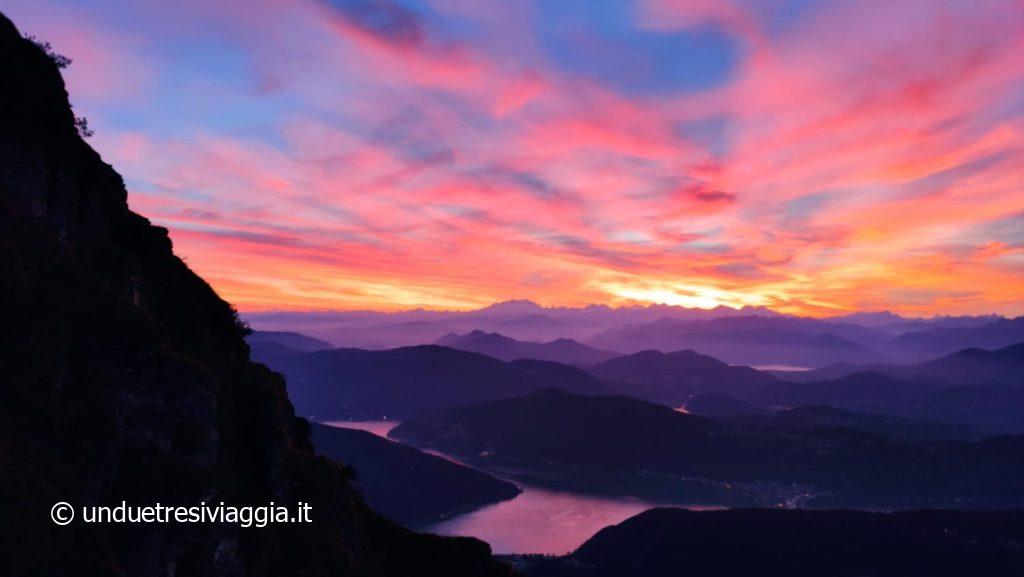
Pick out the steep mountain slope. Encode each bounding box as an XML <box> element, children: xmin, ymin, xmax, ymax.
<box><xmin>0</xmin><ymin>14</ymin><xmax>509</xmax><ymax>577</ymax></box>
<box><xmin>589</xmin><ymin>349</ymin><xmax>777</xmax><ymax>406</ymax></box>
<box><xmin>436</xmin><ymin>331</ymin><xmax>620</xmax><ymax>364</ymax></box>
<box><xmin>256</xmin><ymin>345</ymin><xmax>604</xmax><ymax>419</ymax></box>
<box><xmin>309</xmin><ymin>423</ymin><xmax>519</xmax><ymax>528</ymax></box>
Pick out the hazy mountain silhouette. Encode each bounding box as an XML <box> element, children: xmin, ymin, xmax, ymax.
<box><xmin>588</xmin><ymin>349</ymin><xmax>777</xmax><ymax>406</ymax></box>
<box><xmin>324</xmin><ymin>320</ymin><xmax>463</xmax><ymax>350</ymax></box>
<box><xmin>309</xmin><ymin>423</ymin><xmax>519</xmax><ymax>528</ymax></box>
<box><xmin>505</xmin><ymin>358</ymin><xmax>607</xmax><ymax>393</ymax></box>
<box><xmin>887</xmin><ymin>317</ymin><xmax>1024</xmax><ymax>359</ymax></box>
<box><xmin>245</xmin><ymin>306</ymin><xmax>1015</xmax><ymax>369</ymax></box>
<box><xmin>244</xmin><ymin>302</ymin><xmax>784</xmax><ymax>348</ymax></box>
<box><xmin>783</xmin><ymin>341</ymin><xmax>1024</xmax><ymax>386</ymax></box>
<box><xmin>253</xmin><ymin>344</ymin><xmax>604</xmax><ymax>419</ymax></box>
<box><xmin>391</xmin><ymin>388</ymin><xmax>1024</xmax><ymax>509</ymax></box>
<box><xmin>436</xmin><ymin>330</ymin><xmax>620</xmax><ymax>364</ymax></box>
<box><xmin>245</xmin><ymin>331</ymin><xmax>334</xmax><ymax>368</ymax></box>
<box><xmin>586</xmin><ymin>316</ymin><xmax>890</xmax><ymax>367</ymax></box>
<box><xmin>473</xmin><ymin>299</ymin><xmax>547</xmax><ymax>316</ymax></box>
<box><xmin>825</xmin><ymin>310</ymin><xmax>909</xmax><ymax>327</ymax></box>
<box><xmin>825</xmin><ymin>311</ymin><xmax>1003</xmax><ymax>333</ymax></box>
<box><xmin>909</xmin><ymin>343</ymin><xmax>1024</xmax><ymax>386</ymax></box>
<box><xmin>748</xmin><ymin>342</ymin><xmax>1024</xmax><ymax>434</ymax></box>
<box><xmin>0</xmin><ymin>14</ymin><xmax>509</xmax><ymax>576</ymax></box>
<box><xmin>512</xmin><ymin>508</ymin><xmax>1024</xmax><ymax>577</ymax></box>
<box><xmin>852</xmin><ymin>313</ymin><xmax>1003</xmax><ymax>334</ymax></box>
<box><xmin>247</xmin><ymin>330</ymin><xmax>333</xmax><ymax>352</ymax></box>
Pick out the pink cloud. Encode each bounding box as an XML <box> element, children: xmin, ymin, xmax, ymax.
<box><xmin>14</xmin><ymin>0</ymin><xmax>1024</xmax><ymax>316</ymax></box>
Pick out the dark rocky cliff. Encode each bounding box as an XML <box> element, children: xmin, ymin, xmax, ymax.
<box><xmin>0</xmin><ymin>12</ymin><xmax>510</xmax><ymax>577</ymax></box>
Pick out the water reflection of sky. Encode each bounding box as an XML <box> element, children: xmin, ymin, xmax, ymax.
<box><xmin>751</xmin><ymin>364</ymin><xmax>813</xmax><ymax>372</ymax></box>
<box><xmin>428</xmin><ymin>485</ymin><xmax>706</xmax><ymax>555</ymax></box>
<box><xmin>320</xmin><ymin>419</ymin><xmax>401</xmax><ymax>438</ymax></box>
<box><xmin>321</xmin><ymin>420</ymin><xmax>718</xmax><ymax>554</ymax></box>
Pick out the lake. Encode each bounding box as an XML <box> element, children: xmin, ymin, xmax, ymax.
<box><xmin>426</xmin><ymin>484</ymin><xmax>711</xmax><ymax>554</ymax></box>
<box><xmin>320</xmin><ymin>419</ymin><xmax>401</xmax><ymax>437</ymax></box>
<box><xmin>751</xmin><ymin>364</ymin><xmax>813</xmax><ymax>372</ymax></box>
<box><xmin>320</xmin><ymin>419</ymin><xmax>701</xmax><ymax>554</ymax></box>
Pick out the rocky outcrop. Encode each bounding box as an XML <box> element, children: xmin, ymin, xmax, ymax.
<box><xmin>0</xmin><ymin>12</ymin><xmax>510</xmax><ymax>576</ymax></box>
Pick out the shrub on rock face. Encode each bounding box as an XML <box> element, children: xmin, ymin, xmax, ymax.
<box><xmin>25</xmin><ymin>34</ymin><xmax>72</xmax><ymax>68</ymax></box>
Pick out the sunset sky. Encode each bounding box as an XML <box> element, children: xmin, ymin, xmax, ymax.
<box><xmin>7</xmin><ymin>0</ymin><xmax>1024</xmax><ymax>316</ymax></box>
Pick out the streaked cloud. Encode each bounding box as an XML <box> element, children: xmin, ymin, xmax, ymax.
<box><xmin>5</xmin><ymin>0</ymin><xmax>1024</xmax><ymax>315</ymax></box>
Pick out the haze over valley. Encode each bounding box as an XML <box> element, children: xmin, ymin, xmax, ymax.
<box><xmin>244</xmin><ymin>302</ymin><xmax>1024</xmax><ymax>553</ymax></box>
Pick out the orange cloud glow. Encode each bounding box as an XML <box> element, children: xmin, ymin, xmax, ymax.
<box><xmin>6</xmin><ymin>0</ymin><xmax>1024</xmax><ymax>316</ymax></box>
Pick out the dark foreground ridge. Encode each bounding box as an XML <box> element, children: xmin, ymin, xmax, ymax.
<box><xmin>310</xmin><ymin>423</ymin><xmax>520</xmax><ymax>528</ymax></box>
<box><xmin>0</xmin><ymin>12</ymin><xmax>510</xmax><ymax>576</ymax></box>
<box><xmin>511</xmin><ymin>508</ymin><xmax>1024</xmax><ymax>577</ymax></box>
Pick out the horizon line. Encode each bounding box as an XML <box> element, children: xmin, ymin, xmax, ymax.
<box><xmin>238</xmin><ymin>299</ymin><xmax>1015</xmax><ymax>321</ymax></box>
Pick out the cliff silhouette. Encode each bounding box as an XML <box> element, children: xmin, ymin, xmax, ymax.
<box><xmin>0</xmin><ymin>12</ymin><xmax>510</xmax><ymax>577</ymax></box>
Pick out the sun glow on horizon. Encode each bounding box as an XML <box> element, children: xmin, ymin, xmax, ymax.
<box><xmin>594</xmin><ymin>280</ymin><xmax>773</xmax><ymax>311</ymax></box>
